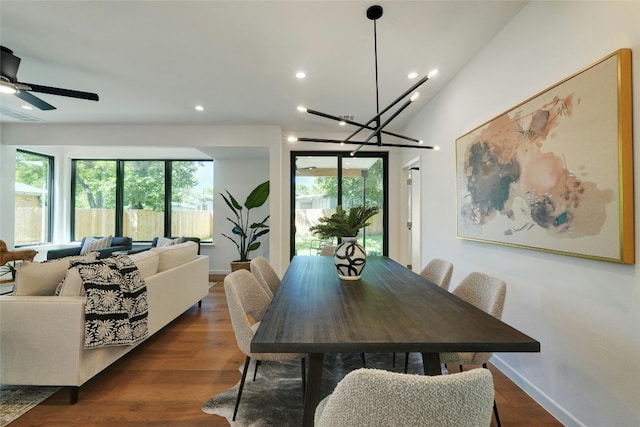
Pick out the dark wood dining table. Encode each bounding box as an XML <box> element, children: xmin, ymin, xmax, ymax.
<box><xmin>251</xmin><ymin>255</ymin><xmax>540</xmax><ymax>426</ymax></box>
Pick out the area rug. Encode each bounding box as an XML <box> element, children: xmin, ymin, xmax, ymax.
<box><xmin>0</xmin><ymin>385</ymin><xmax>60</xmax><ymax>426</ymax></box>
<box><xmin>202</xmin><ymin>352</ymin><xmax>431</xmax><ymax>426</ymax></box>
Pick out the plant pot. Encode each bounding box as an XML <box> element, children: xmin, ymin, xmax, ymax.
<box><xmin>230</xmin><ymin>261</ymin><xmax>251</xmax><ymax>272</ymax></box>
<box><xmin>333</xmin><ymin>237</ymin><xmax>367</xmax><ymax>280</ymax></box>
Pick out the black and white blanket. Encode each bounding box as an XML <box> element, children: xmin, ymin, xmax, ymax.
<box><xmin>70</xmin><ymin>255</ymin><xmax>148</xmax><ymax>349</ymax></box>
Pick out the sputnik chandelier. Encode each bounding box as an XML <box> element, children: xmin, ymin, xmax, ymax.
<box><xmin>290</xmin><ymin>5</ymin><xmax>437</xmax><ymax>154</ymax></box>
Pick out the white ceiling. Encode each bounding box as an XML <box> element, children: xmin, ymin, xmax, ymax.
<box><xmin>0</xmin><ymin>1</ymin><xmax>527</xmax><ymax>140</ymax></box>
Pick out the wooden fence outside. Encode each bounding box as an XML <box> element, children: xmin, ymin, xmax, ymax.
<box><xmin>15</xmin><ymin>208</ymin><xmax>212</xmax><ymax>244</ymax></box>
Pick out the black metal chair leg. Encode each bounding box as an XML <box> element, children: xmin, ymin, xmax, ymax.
<box><xmin>404</xmin><ymin>352</ymin><xmax>410</xmax><ymax>373</ymax></box>
<box><xmin>233</xmin><ymin>356</ymin><xmax>251</xmax><ymax>421</ymax></box>
<box><xmin>253</xmin><ymin>360</ymin><xmax>261</xmax><ymax>381</ymax></box>
<box><xmin>392</xmin><ymin>352</ymin><xmax>396</xmax><ymax>367</ymax></box>
<box><xmin>360</xmin><ymin>353</ymin><xmax>366</xmax><ymax>367</ymax></box>
<box><xmin>301</xmin><ymin>357</ymin><xmax>306</xmax><ymax>400</ymax></box>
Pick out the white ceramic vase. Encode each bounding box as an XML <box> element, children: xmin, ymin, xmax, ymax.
<box><xmin>333</xmin><ymin>237</ymin><xmax>367</xmax><ymax>280</ymax></box>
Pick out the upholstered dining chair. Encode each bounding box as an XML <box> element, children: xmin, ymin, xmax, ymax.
<box><xmin>420</xmin><ymin>258</ymin><xmax>454</xmax><ymax>290</ymax></box>
<box><xmin>318</xmin><ymin>245</ymin><xmax>336</xmax><ymax>256</ymax></box>
<box><xmin>224</xmin><ymin>269</ymin><xmax>306</xmax><ymax>421</ymax></box>
<box><xmin>440</xmin><ymin>271</ymin><xmax>507</xmax><ymax>427</ymax></box>
<box><xmin>399</xmin><ymin>258</ymin><xmax>455</xmax><ymax>371</ymax></box>
<box><xmin>314</xmin><ymin>367</ymin><xmax>494</xmax><ymax>427</ymax></box>
<box><xmin>249</xmin><ymin>256</ymin><xmax>281</xmax><ymax>298</ymax></box>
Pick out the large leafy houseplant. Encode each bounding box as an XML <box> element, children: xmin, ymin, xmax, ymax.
<box><xmin>220</xmin><ymin>181</ymin><xmax>270</xmax><ymax>262</ymax></box>
<box><xmin>310</xmin><ymin>205</ymin><xmax>380</xmax><ymax>240</ymax></box>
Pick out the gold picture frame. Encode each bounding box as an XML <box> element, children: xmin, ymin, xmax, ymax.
<box><xmin>456</xmin><ymin>49</ymin><xmax>634</xmax><ymax>264</ymax></box>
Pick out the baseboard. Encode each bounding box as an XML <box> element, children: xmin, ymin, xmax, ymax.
<box><xmin>208</xmin><ymin>272</ymin><xmax>227</xmax><ymax>282</ymax></box>
<box><xmin>491</xmin><ymin>355</ymin><xmax>583</xmax><ymax>426</ymax></box>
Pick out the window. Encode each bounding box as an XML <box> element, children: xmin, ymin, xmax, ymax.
<box><xmin>71</xmin><ymin>159</ymin><xmax>213</xmax><ymax>242</ymax></box>
<box><xmin>15</xmin><ymin>150</ymin><xmax>54</xmax><ymax>246</ymax></box>
<box><xmin>291</xmin><ymin>151</ymin><xmax>388</xmax><ymax>257</ymax></box>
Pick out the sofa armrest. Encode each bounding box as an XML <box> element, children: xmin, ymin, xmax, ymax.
<box><xmin>47</xmin><ymin>246</ymin><xmax>82</xmax><ymax>260</ymax></box>
<box><xmin>0</xmin><ymin>295</ymin><xmax>86</xmax><ymax>385</ymax></box>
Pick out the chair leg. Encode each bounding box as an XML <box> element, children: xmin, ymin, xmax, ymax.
<box><xmin>404</xmin><ymin>352</ymin><xmax>410</xmax><ymax>373</ymax></box>
<box><xmin>360</xmin><ymin>353</ymin><xmax>366</xmax><ymax>367</ymax></box>
<box><xmin>233</xmin><ymin>356</ymin><xmax>251</xmax><ymax>421</ymax></box>
<box><xmin>253</xmin><ymin>360</ymin><xmax>261</xmax><ymax>381</ymax></box>
<box><xmin>301</xmin><ymin>357</ymin><xmax>306</xmax><ymax>400</ymax></box>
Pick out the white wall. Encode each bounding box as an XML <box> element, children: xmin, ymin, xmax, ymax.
<box><xmin>403</xmin><ymin>2</ymin><xmax>640</xmax><ymax>425</ymax></box>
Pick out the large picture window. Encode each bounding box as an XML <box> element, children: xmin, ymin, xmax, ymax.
<box><xmin>15</xmin><ymin>150</ymin><xmax>54</xmax><ymax>246</ymax></box>
<box><xmin>71</xmin><ymin>159</ymin><xmax>213</xmax><ymax>243</ymax></box>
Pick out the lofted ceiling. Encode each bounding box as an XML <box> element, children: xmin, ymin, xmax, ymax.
<box><xmin>0</xmin><ymin>1</ymin><xmax>527</xmax><ymax>141</ymax></box>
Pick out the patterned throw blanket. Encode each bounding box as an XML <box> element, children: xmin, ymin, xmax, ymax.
<box><xmin>70</xmin><ymin>255</ymin><xmax>148</xmax><ymax>349</ymax></box>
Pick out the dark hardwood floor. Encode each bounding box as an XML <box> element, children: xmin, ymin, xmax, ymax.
<box><xmin>10</xmin><ymin>283</ymin><xmax>561</xmax><ymax>426</ymax></box>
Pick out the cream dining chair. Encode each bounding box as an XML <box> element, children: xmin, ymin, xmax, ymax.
<box><xmin>224</xmin><ymin>269</ymin><xmax>306</xmax><ymax>421</ymax></box>
<box><xmin>420</xmin><ymin>258</ymin><xmax>454</xmax><ymax>290</ymax></box>
<box><xmin>314</xmin><ymin>367</ymin><xmax>495</xmax><ymax>427</ymax></box>
<box><xmin>400</xmin><ymin>258</ymin><xmax>454</xmax><ymax>372</ymax></box>
<box><xmin>250</xmin><ymin>256</ymin><xmax>281</xmax><ymax>298</ymax></box>
<box><xmin>440</xmin><ymin>271</ymin><xmax>507</xmax><ymax>427</ymax></box>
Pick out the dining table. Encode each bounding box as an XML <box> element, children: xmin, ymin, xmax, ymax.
<box><xmin>251</xmin><ymin>255</ymin><xmax>540</xmax><ymax>426</ymax></box>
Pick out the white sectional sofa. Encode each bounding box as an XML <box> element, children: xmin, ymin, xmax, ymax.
<box><xmin>0</xmin><ymin>240</ymin><xmax>209</xmax><ymax>403</ymax></box>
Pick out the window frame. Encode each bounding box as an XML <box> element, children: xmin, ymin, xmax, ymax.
<box><xmin>70</xmin><ymin>158</ymin><xmax>213</xmax><ymax>243</ymax></box>
<box><xmin>290</xmin><ymin>150</ymin><xmax>389</xmax><ymax>258</ymax></box>
<box><xmin>15</xmin><ymin>149</ymin><xmax>54</xmax><ymax>247</ymax></box>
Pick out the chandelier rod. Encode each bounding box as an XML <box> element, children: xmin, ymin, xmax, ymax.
<box><xmin>305</xmin><ymin>108</ymin><xmax>422</xmax><ymax>143</ymax></box>
<box><xmin>297</xmin><ymin>137</ymin><xmax>435</xmax><ymax>150</ymax></box>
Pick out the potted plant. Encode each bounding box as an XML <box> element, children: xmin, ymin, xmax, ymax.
<box><xmin>0</xmin><ymin>261</ymin><xmax>17</xmax><ymax>284</ymax></box>
<box><xmin>310</xmin><ymin>205</ymin><xmax>379</xmax><ymax>280</ymax></box>
<box><xmin>309</xmin><ymin>205</ymin><xmax>380</xmax><ymax>241</ymax></box>
<box><xmin>220</xmin><ymin>181</ymin><xmax>270</xmax><ymax>271</ymax></box>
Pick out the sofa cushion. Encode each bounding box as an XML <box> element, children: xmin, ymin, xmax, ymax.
<box><xmin>13</xmin><ymin>253</ymin><xmax>97</xmax><ymax>296</ymax></box>
<box><xmin>151</xmin><ymin>240</ymin><xmax>198</xmax><ymax>272</ymax></box>
<box><xmin>156</xmin><ymin>236</ymin><xmax>183</xmax><ymax>247</ymax></box>
<box><xmin>80</xmin><ymin>235</ymin><xmax>113</xmax><ymax>256</ymax></box>
<box><xmin>128</xmin><ymin>250</ymin><xmax>159</xmax><ymax>279</ymax></box>
<box><xmin>56</xmin><ymin>265</ymin><xmax>86</xmax><ymax>297</ymax></box>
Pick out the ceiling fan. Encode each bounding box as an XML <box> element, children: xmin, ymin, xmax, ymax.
<box><xmin>0</xmin><ymin>46</ymin><xmax>99</xmax><ymax>111</ymax></box>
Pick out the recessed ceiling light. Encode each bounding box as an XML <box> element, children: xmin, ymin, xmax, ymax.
<box><xmin>21</xmin><ymin>105</ymin><xmax>33</xmax><ymax>110</ymax></box>
<box><xmin>287</xmin><ymin>135</ymin><xmax>298</xmax><ymax>142</ymax></box>
<box><xmin>195</xmin><ymin>105</ymin><xmax>204</xmax><ymax>111</ymax></box>
<box><xmin>296</xmin><ymin>71</ymin><xmax>306</xmax><ymax>79</ymax></box>
<box><xmin>338</xmin><ymin>121</ymin><xmax>346</xmax><ymax>126</ymax></box>
<box><xmin>407</xmin><ymin>72</ymin><xmax>418</xmax><ymax>79</ymax></box>
<box><xmin>428</xmin><ymin>69</ymin><xmax>439</xmax><ymax>78</ymax></box>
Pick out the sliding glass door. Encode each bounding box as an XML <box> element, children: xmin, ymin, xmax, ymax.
<box><xmin>291</xmin><ymin>151</ymin><xmax>388</xmax><ymax>258</ymax></box>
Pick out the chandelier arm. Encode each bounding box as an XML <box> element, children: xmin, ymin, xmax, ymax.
<box><xmin>296</xmin><ymin>138</ymin><xmax>434</xmax><ymax>150</ymax></box>
<box><xmin>343</xmin><ymin>74</ymin><xmax>430</xmax><ymax>143</ymax></box>
<box><xmin>305</xmin><ymin>107</ymin><xmax>422</xmax><ymax>143</ymax></box>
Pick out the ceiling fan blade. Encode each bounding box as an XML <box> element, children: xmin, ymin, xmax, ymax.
<box><xmin>19</xmin><ymin>82</ymin><xmax>99</xmax><ymax>101</ymax></box>
<box><xmin>15</xmin><ymin>90</ymin><xmax>56</xmax><ymax>110</ymax></box>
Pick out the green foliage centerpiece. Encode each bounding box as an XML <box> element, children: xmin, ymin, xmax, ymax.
<box><xmin>310</xmin><ymin>205</ymin><xmax>379</xmax><ymax>280</ymax></box>
<box><xmin>220</xmin><ymin>181</ymin><xmax>270</xmax><ymax>270</ymax></box>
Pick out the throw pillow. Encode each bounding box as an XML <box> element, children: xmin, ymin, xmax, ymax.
<box><xmin>13</xmin><ymin>253</ymin><xmax>97</xmax><ymax>296</ymax></box>
<box><xmin>156</xmin><ymin>236</ymin><xmax>183</xmax><ymax>247</ymax></box>
<box><xmin>80</xmin><ymin>235</ymin><xmax>113</xmax><ymax>256</ymax></box>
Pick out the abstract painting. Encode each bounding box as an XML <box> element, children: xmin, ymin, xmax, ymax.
<box><xmin>456</xmin><ymin>49</ymin><xmax>634</xmax><ymax>264</ymax></box>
